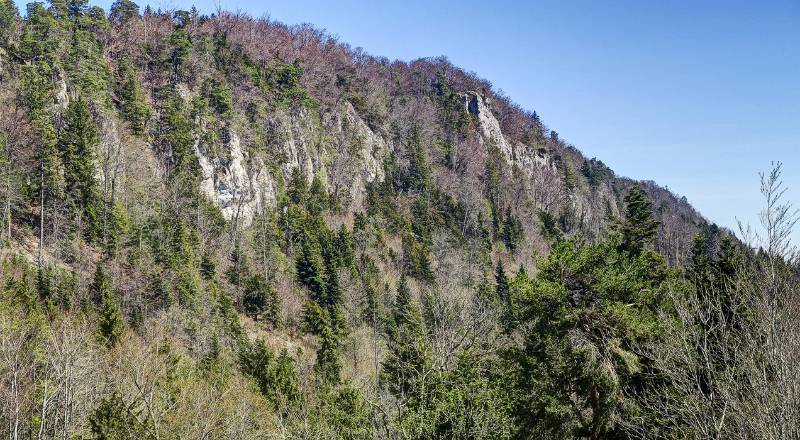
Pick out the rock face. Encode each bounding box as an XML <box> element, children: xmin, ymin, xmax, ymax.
<box><xmin>196</xmin><ymin>130</ymin><xmax>276</xmax><ymax>224</ymax></box>
<box><xmin>464</xmin><ymin>92</ymin><xmax>554</xmax><ymax>175</ymax></box>
<box><xmin>464</xmin><ymin>91</ymin><xmax>552</xmax><ymax>173</ymax></box>
<box><xmin>464</xmin><ymin>91</ymin><xmax>619</xmax><ymax>239</ymax></box>
<box><xmin>190</xmin><ymin>99</ymin><xmax>394</xmax><ymax>226</ymax></box>
<box><xmin>336</xmin><ymin>102</ymin><xmax>391</xmax><ymax>208</ymax></box>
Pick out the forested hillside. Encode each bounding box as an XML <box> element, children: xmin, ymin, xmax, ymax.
<box><xmin>1</xmin><ymin>1</ymin><xmax>799</xmax><ymax>439</ymax></box>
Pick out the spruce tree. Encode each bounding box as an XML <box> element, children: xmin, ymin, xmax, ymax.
<box><xmin>109</xmin><ymin>0</ymin><xmax>139</xmax><ymax>24</ymax></box>
<box><xmin>619</xmin><ymin>185</ymin><xmax>659</xmax><ymax>255</ymax></box>
<box><xmin>98</xmin><ymin>285</ymin><xmax>126</xmax><ymax>347</ymax></box>
<box><xmin>287</xmin><ymin>168</ymin><xmax>308</xmax><ymax>205</ymax></box>
<box><xmin>0</xmin><ymin>0</ymin><xmax>17</xmax><ymax>47</ymax></box>
<box><xmin>244</xmin><ymin>274</ymin><xmax>280</xmax><ymax>325</ymax></box>
<box><xmin>296</xmin><ymin>230</ymin><xmax>325</xmax><ymax>301</ymax></box>
<box><xmin>59</xmin><ymin>96</ymin><xmax>102</xmax><ymax>241</ymax></box>
<box><xmin>500</xmin><ymin>207</ymin><xmax>523</xmax><ymax>253</ymax></box>
<box><xmin>89</xmin><ymin>393</ymin><xmax>140</xmax><ymax>439</ymax></box>
<box><xmin>315</xmin><ymin>326</ymin><xmax>342</xmax><ymax>385</ymax></box>
<box><xmin>495</xmin><ymin>261</ymin><xmax>509</xmax><ymax>302</ymax></box>
<box><xmin>225</xmin><ymin>239</ymin><xmax>248</xmax><ymax>289</ymax></box>
<box><xmin>200</xmin><ymin>251</ymin><xmax>217</xmax><ymax>281</ymax></box>
<box><xmin>307</xmin><ymin>173</ymin><xmax>329</xmax><ymax>216</ymax></box>
<box><xmin>90</xmin><ymin>264</ymin><xmax>113</xmax><ymax>304</ymax></box>
<box><xmin>117</xmin><ymin>62</ymin><xmax>151</xmax><ymax>135</ymax></box>
<box><xmin>382</xmin><ymin>274</ymin><xmax>431</xmax><ymax>402</ymax></box>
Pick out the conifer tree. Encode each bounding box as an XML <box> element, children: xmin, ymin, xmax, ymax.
<box><xmin>382</xmin><ymin>274</ymin><xmax>431</xmax><ymax>402</ymax></box>
<box><xmin>296</xmin><ymin>230</ymin><xmax>325</xmax><ymax>301</ymax></box>
<box><xmin>406</xmin><ymin>127</ymin><xmax>431</xmax><ymax>193</ymax></box>
<box><xmin>117</xmin><ymin>62</ymin><xmax>151</xmax><ymax>135</ymax></box>
<box><xmin>0</xmin><ymin>0</ymin><xmax>17</xmax><ymax>47</ymax></box>
<box><xmin>200</xmin><ymin>251</ymin><xmax>217</xmax><ymax>281</ymax></box>
<box><xmin>618</xmin><ymin>185</ymin><xmax>659</xmax><ymax>255</ymax></box>
<box><xmin>89</xmin><ymin>393</ymin><xmax>140</xmax><ymax>439</ymax></box>
<box><xmin>307</xmin><ymin>173</ymin><xmax>329</xmax><ymax>216</ymax></box>
<box><xmin>244</xmin><ymin>273</ymin><xmax>280</xmax><ymax>325</ymax></box>
<box><xmin>109</xmin><ymin>0</ymin><xmax>139</xmax><ymax>24</ymax></box>
<box><xmin>225</xmin><ymin>239</ymin><xmax>248</xmax><ymax>289</ymax></box>
<box><xmin>59</xmin><ymin>96</ymin><xmax>103</xmax><ymax>241</ymax></box>
<box><xmin>500</xmin><ymin>207</ymin><xmax>523</xmax><ymax>253</ymax></box>
<box><xmin>495</xmin><ymin>261</ymin><xmax>508</xmax><ymax>302</ymax></box>
<box><xmin>90</xmin><ymin>264</ymin><xmax>113</xmax><ymax>304</ymax></box>
<box><xmin>315</xmin><ymin>326</ymin><xmax>342</xmax><ymax>385</ymax></box>
<box><xmin>98</xmin><ymin>293</ymin><xmax>126</xmax><ymax>347</ymax></box>
<box><xmin>168</xmin><ymin>29</ymin><xmax>191</xmax><ymax>80</ymax></box>
<box><xmin>287</xmin><ymin>168</ymin><xmax>308</xmax><ymax>205</ymax></box>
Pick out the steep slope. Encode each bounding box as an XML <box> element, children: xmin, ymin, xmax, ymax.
<box><xmin>0</xmin><ymin>2</ymin><xmax>720</xmax><ymax>438</ymax></box>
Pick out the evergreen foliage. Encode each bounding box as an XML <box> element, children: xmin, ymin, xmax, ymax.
<box><xmin>59</xmin><ymin>96</ymin><xmax>103</xmax><ymax>241</ymax></box>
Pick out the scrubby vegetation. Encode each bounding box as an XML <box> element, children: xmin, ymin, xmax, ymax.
<box><xmin>0</xmin><ymin>1</ymin><xmax>797</xmax><ymax>439</ymax></box>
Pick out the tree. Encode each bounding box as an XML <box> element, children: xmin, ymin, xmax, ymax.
<box><xmin>0</xmin><ymin>0</ymin><xmax>17</xmax><ymax>47</ymax></box>
<box><xmin>239</xmin><ymin>340</ymin><xmax>301</xmax><ymax>411</ymax></box>
<box><xmin>225</xmin><ymin>239</ymin><xmax>248</xmax><ymax>289</ymax></box>
<box><xmin>511</xmin><ymin>234</ymin><xmax>667</xmax><ymax>438</ymax></box>
<box><xmin>381</xmin><ymin>274</ymin><xmax>431</xmax><ymax>405</ymax></box>
<box><xmin>98</xmin><ymin>282</ymin><xmax>126</xmax><ymax>347</ymax></box>
<box><xmin>59</xmin><ymin>96</ymin><xmax>103</xmax><ymax>241</ymax></box>
<box><xmin>168</xmin><ymin>29</ymin><xmax>191</xmax><ymax>80</ymax></box>
<box><xmin>296</xmin><ymin>230</ymin><xmax>325</xmax><ymax>301</ymax></box>
<box><xmin>307</xmin><ymin>173</ymin><xmax>329</xmax><ymax>216</ymax></box>
<box><xmin>406</xmin><ymin>127</ymin><xmax>431</xmax><ymax>192</ymax></box>
<box><xmin>89</xmin><ymin>393</ymin><xmax>141</xmax><ymax>439</ymax></box>
<box><xmin>494</xmin><ymin>261</ymin><xmax>508</xmax><ymax>302</ymax></box>
<box><xmin>117</xmin><ymin>62</ymin><xmax>151</xmax><ymax>135</ymax></box>
<box><xmin>109</xmin><ymin>0</ymin><xmax>139</xmax><ymax>24</ymax></box>
<box><xmin>243</xmin><ymin>274</ymin><xmax>279</xmax><ymax>325</ymax></box>
<box><xmin>500</xmin><ymin>207</ymin><xmax>523</xmax><ymax>253</ymax></box>
<box><xmin>618</xmin><ymin>185</ymin><xmax>659</xmax><ymax>255</ymax></box>
<box><xmin>287</xmin><ymin>167</ymin><xmax>308</xmax><ymax>205</ymax></box>
<box><xmin>315</xmin><ymin>326</ymin><xmax>343</xmax><ymax>385</ymax></box>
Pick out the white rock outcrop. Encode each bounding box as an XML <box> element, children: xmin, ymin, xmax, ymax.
<box><xmin>196</xmin><ymin>131</ymin><xmax>276</xmax><ymax>225</ymax></box>
<box><xmin>464</xmin><ymin>91</ymin><xmax>553</xmax><ymax>175</ymax></box>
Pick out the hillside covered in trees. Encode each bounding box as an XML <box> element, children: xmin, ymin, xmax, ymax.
<box><xmin>1</xmin><ymin>1</ymin><xmax>799</xmax><ymax>439</ymax></box>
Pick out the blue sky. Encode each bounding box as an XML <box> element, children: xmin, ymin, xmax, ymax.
<box><xmin>16</xmin><ymin>0</ymin><xmax>800</xmax><ymax>240</ymax></box>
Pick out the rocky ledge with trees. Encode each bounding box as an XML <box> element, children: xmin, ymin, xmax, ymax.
<box><xmin>0</xmin><ymin>1</ymin><xmax>798</xmax><ymax>439</ymax></box>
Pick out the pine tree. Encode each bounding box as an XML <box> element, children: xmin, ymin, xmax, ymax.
<box><xmin>97</xmin><ymin>278</ymin><xmax>126</xmax><ymax>348</ymax></box>
<box><xmin>495</xmin><ymin>261</ymin><xmax>508</xmax><ymax>302</ymax></box>
<box><xmin>296</xmin><ymin>230</ymin><xmax>325</xmax><ymax>301</ymax></box>
<box><xmin>244</xmin><ymin>274</ymin><xmax>280</xmax><ymax>325</ymax></box>
<box><xmin>117</xmin><ymin>62</ymin><xmax>151</xmax><ymax>135</ymax></box>
<box><xmin>381</xmin><ymin>274</ymin><xmax>431</xmax><ymax>402</ymax></box>
<box><xmin>89</xmin><ymin>393</ymin><xmax>140</xmax><ymax>439</ymax></box>
<box><xmin>59</xmin><ymin>96</ymin><xmax>103</xmax><ymax>241</ymax></box>
<box><xmin>109</xmin><ymin>0</ymin><xmax>139</xmax><ymax>24</ymax></box>
<box><xmin>618</xmin><ymin>185</ymin><xmax>659</xmax><ymax>255</ymax></box>
<box><xmin>225</xmin><ymin>239</ymin><xmax>248</xmax><ymax>289</ymax></box>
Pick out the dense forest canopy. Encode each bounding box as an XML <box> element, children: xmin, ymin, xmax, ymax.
<box><xmin>0</xmin><ymin>1</ymin><xmax>799</xmax><ymax>439</ymax></box>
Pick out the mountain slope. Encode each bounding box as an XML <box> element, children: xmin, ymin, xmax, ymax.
<box><xmin>0</xmin><ymin>2</ymin><xmax>729</xmax><ymax>439</ymax></box>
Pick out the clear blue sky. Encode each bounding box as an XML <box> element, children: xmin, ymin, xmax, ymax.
<box><xmin>16</xmin><ymin>0</ymin><xmax>800</xmax><ymax>240</ymax></box>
